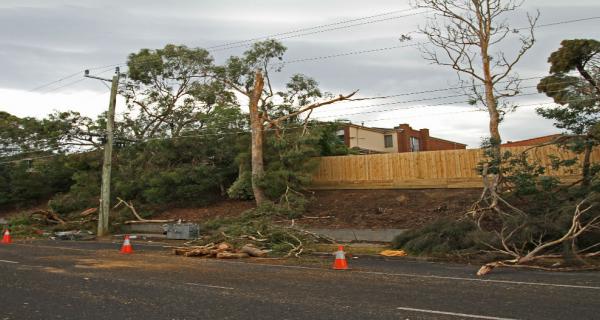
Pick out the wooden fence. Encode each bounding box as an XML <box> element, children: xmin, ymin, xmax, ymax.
<box><xmin>311</xmin><ymin>145</ymin><xmax>600</xmax><ymax>189</ymax></box>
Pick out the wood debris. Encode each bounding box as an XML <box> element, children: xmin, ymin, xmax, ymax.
<box><xmin>29</xmin><ymin>210</ymin><xmax>66</xmax><ymax>225</ymax></box>
<box><xmin>379</xmin><ymin>250</ymin><xmax>407</xmax><ymax>257</ymax></box>
<box><xmin>80</xmin><ymin>208</ymin><xmax>98</xmax><ymax>217</ymax></box>
<box><xmin>173</xmin><ymin>242</ymin><xmax>269</xmax><ymax>259</ymax></box>
<box><xmin>114</xmin><ymin>197</ymin><xmax>176</xmax><ymax>224</ymax></box>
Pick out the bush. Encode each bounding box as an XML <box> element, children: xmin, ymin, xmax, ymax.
<box><xmin>227</xmin><ymin>171</ymin><xmax>254</xmax><ymax>200</ymax></box>
<box><xmin>392</xmin><ymin>218</ymin><xmax>493</xmax><ymax>256</ymax></box>
<box><xmin>0</xmin><ymin>157</ymin><xmax>76</xmax><ymax>208</ymax></box>
<box><xmin>8</xmin><ymin>213</ymin><xmax>33</xmax><ymax>226</ymax></box>
<box><xmin>48</xmin><ymin>193</ymin><xmax>97</xmax><ymax>215</ymax></box>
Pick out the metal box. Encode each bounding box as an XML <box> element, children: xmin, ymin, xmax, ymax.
<box><xmin>166</xmin><ymin>223</ymin><xmax>199</xmax><ymax>240</ymax></box>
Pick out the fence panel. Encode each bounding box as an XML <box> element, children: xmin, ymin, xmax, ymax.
<box><xmin>311</xmin><ymin>146</ymin><xmax>600</xmax><ymax>189</ymax></box>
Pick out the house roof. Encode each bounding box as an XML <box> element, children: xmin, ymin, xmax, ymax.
<box><xmin>501</xmin><ymin>134</ymin><xmax>563</xmax><ymax>147</ymax></box>
<box><xmin>429</xmin><ymin>136</ymin><xmax>468</xmax><ymax>147</ymax></box>
<box><xmin>344</xmin><ymin>123</ymin><xmax>398</xmax><ymax>134</ymax></box>
<box><xmin>343</xmin><ymin>123</ymin><xmax>466</xmax><ymax>146</ymax></box>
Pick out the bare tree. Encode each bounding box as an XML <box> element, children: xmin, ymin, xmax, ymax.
<box><xmin>414</xmin><ymin>0</ymin><xmax>539</xmax><ymax>191</ymax></box>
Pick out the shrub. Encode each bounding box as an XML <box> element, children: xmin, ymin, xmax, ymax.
<box><xmin>392</xmin><ymin>218</ymin><xmax>493</xmax><ymax>256</ymax></box>
<box><xmin>227</xmin><ymin>171</ymin><xmax>254</xmax><ymax>200</ymax></box>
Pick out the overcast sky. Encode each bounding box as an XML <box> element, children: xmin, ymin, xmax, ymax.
<box><xmin>1</xmin><ymin>0</ymin><xmax>599</xmax><ymax>147</ymax></box>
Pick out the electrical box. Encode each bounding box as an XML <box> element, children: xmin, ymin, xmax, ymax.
<box><xmin>166</xmin><ymin>223</ymin><xmax>199</xmax><ymax>240</ymax></box>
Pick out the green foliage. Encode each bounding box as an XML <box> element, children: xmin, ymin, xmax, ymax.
<box><xmin>536</xmin><ymin>39</ymin><xmax>600</xmax><ymax>187</ymax></box>
<box><xmin>0</xmin><ymin>156</ymin><xmax>76</xmax><ymax>207</ymax></box>
<box><xmin>227</xmin><ymin>171</ymin><xmax>254</xmax><ymax>200</ymax></box>
<box><xmin>214</xmin><ymin>40</ymin><xmax>287</xmax><ymax>92</ymax></box>
<box><xmin>0</xmin><ymin>40</ymin><xmax>344</xmax><ymax>228</ymax></box>
<box><xmin>8</xmin><ymin>213</ymin><xmax>33</xmax><ymax>226</ymax></box>
<box><xmin>392</xmin><ymin>218</ymin><xmax>492</xmax><ymax>256</ymax></box>
<box><xmin>111</xmin><ymin>134</ymin><xmax>242</xmax><ymax>208</ymax></box>
<box><xmin>546</xmin><ymin>39</ymin><xmax>600</xmax><ymax>75</ymax></box>
<box><xmin>123</xmin><ymin>44</ymin><xmax>238</xmax><ymax>140</ymax></box>
<box><xmin>502</xmin><ymin>151</ymin><xmax>561</xmax><ymax>198</ymax></box>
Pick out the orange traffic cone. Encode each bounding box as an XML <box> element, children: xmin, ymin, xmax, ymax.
<box><xmin>120</xmin><ymin>235</ymin><xmax>133</xmax><ymax>254</ymax></box>
<box><xmin>332</xmin><ymin>245</ymin><xmax>349</xmax><ymax>270</ymax></box>
<box><xmin>1</xmin><ymin>229</ymin><xmax>11</xmax><ymax>244</ymax></box>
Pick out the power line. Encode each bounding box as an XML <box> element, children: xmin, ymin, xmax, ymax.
<box><xmin>32</xmin><ymin>14</ymin><xmax>600</xmax><ymax>95</ymax></box>
<box><xmin>349</xmin><ymin>78</ymin><xmax>537</xmax><ymax>101</ymax></box>
<box><xmin>28</xmin><ymin>70</ymin><xmax>82</xmax><ymax>92</ymax></box>
<box><xmin>37</xmin><ymin>78</ymin><xmax>86</xmax><ymax>94</ymax></box>
<box><xmin>210</xmin><ymin>11</ymin><xmax>428</xmax><ymax>52</ymax></box>
<box><xmin>516</xmin><ymin>16</ymin><xmax>600</xmax><ymax>30</ymax></box>
<box><xmin>284</xmin><ymin>43</ymin><xmax>420</xmax><ymax>64</ymax></box>
<box><xmin>0</xmin><ymin>153</ymin><xmax>69</xmax><ymax>165</ymax></box>
<box><xmin>327</xmin><ymin>81</ymin><xmax>565</xmax><ymax>113</ymax></box>
<box><xmin>205</xmin><ymin>8</ymin><xmax>419</xmax><ymax>50</ymax></box>
<box><xmin>4</xmin><ymin>92</ymin><xmax>595</xmax><ymax>166</ymax></box>
<box><xmin>28</xmin><ymin>64</ymin><xmax>123</xmax><ymax>93</ymax></box>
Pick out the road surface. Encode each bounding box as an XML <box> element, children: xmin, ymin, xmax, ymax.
<box><xmin>1</xmin><ymin>240</ymin><xmax>599</xmax><ymax>319</ymax></box>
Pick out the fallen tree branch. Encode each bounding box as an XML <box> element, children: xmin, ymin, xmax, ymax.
<box><xmin>29</xmin><ymin>210</ymin><xmax>66</xmax><ymax>225</ymax></box>
<box><xmin>478</xmin><ymin>260</ymin><xmax>600</xmax><ymax>275</ymax></box>
<box><xmin>478</xmin><ymin>193</ymin><xmax>600</xmax><ymax>276</ymax></box>
<box><xmin>115</xmin><ymin>197</ymin><xmax>145</xmax><ymax>221</ymax></box>
<box><xmin>80</xmin><ymin>208</ymin><xmax>98</xmax><ymax>217</ymax></box>
<box><xmin>115</xmin><ymin>197</ymin><xmax>176</xmax><ymax>224</ymax></box>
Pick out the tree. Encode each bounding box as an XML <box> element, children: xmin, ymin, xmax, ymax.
<box><xmin>122</xmin><ymin>44</ymin><xmax>237</xmax><ymax>140</ymax></box>
<box><xmin>0</xmin><ymin>111</ymin><xmax>104</xmax><ymax>158</ymax></box>
<box><xmin>413</xmin><ymin>0</ymin><xmax>538</xmax><ymax>193</ymax></box>
<box><xmin>215</xmin><ymin>40</ymin><xmax>356</xmax><ymax>205</ymax></box>
<box><xmin>537</xmin><ymin>39</ymin><xmax>600</xmax><ymax>187</ymax></box>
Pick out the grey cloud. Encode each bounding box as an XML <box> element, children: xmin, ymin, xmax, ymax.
<box><xmin>0</xmin><ymin>0</ymin><xmax>598</xmax><ymax>147</ymax></box>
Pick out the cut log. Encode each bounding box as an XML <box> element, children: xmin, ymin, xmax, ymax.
<box><xmin>241</xmin><ymin>244</ymin><xmax>268</xmax><ymax>257</ymax></box>
<box><xmin>216</xmin><ymin>252</ymin><xmax>249</xmax><ymax>259</ymax></box>
<box><xmin>476</xmin><ymin>264</ymin><xmax>495</xmax><ymax>276</ymax></box>
<box><xmin>216</xmin><ymin>242</ymin><xmax>233</xmax><ymax>252</ymax></box>
<box><xmin>80</xmin><ymin>208</ymin><xmax>98</xmax><ymax>217</ymax></box>
<box><xmin>184</xmin><ymin>248</ymin><xmax>212</xmax><ymax>257</ymax></box>
<box><xmin>173</xmin><ymin>244</ymin><xmax>217</xmax><ymax>256</ymax></box>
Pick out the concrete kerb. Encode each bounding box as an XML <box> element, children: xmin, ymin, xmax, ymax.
<box><xmin>306</xmin><ymin>228</ymin><xmax>406</xmax><ymax>242</ymax></box>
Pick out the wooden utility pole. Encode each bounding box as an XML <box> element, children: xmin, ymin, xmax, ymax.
<box><xmin>84</xmin><ymin>67</ymin><xmax>120</xmax><ymax>236</ymax></box>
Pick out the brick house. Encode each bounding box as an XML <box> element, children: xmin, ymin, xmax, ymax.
<box><xmin>338</xmin><ymin>123</ymin><xmax>466</xmax><ymax>153</ymax></box>
<box><xmin>501</xmin><ymin>134</ymin><xmax>562</xmax><ymax>147</ymax></box>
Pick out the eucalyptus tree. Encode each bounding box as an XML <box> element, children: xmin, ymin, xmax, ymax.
<box><xmin>215</xmin><ymin>40</ymin><xmax>357</xmax><ymax>205</ymax></box>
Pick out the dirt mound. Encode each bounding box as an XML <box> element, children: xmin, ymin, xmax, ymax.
<box><xmin>153</xmin><ymin>199</ymin><xmax>255</xmax><ymax>222</ymax></box>
<box><xmin>153</xmin><ymin>189</ymin><xmax>481</xmax><ymax>230</ymax></box>
<box><xmin>300</xmin><ymin>189</ymin><xmax>480</xmax><ymax>229</ymax></box>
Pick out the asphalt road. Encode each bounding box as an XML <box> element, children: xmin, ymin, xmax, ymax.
<box><xmin>1</xmin><ymin>240</ymin><xmax>599</xmax><ymax>320</ymax></box>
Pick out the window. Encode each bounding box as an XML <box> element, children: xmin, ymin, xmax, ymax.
<box><xmin>336</xmin><ymin>130</ymin><xmax>345</xmax><ymax>142</ymax></box>
<box><xmin>384</xmin><ymin>135</ymin><xmax>393</xmax><ymax>148</ymax></box>
<box><xmin>410</xmin><ymin>136</ymin><xmax>420</xmax><ymax>152</ymax></box>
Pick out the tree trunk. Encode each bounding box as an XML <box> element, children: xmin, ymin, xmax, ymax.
<box><xmin>581</xmin><ymin>140</ymin><xmax>592</xmax><ymax>188</ymax></box>
<box><xmin>249</xmin><ymin>70</ymin><xmax>267</xmax><ymax>205</ymax></box>
<box><xmin>479</xmin><ymin>12</ymin><xmax>502</xmax><ymax>193</ymax></box>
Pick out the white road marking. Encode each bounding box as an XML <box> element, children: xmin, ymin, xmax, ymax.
<box><xmin>12</xmin><ymin>243</ymin><xmax>90</xmax><ymax>252</ymax></box>
<box><xmin>0</xmin><ymin>259</ymin><xmax>19</xmax><ymax>264</ymax></box>
<box><xmin>396</xmin><ymin>307</ymin><xmax>519</xmax><ymax>320</ymax></box>
<box><xmin>208</xmin><ymin>260</ymin><xmax>600</xmax><ymax>290</ymax></box>
<box><xmin>185</xmin><ymin>282</ymin><xmax>235</xmax><ymax>290</ymax></box>
<box><xmin>357</xmin><ymin>270</ymin><xmax>600</xmax><ymax>291</ymax></box>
